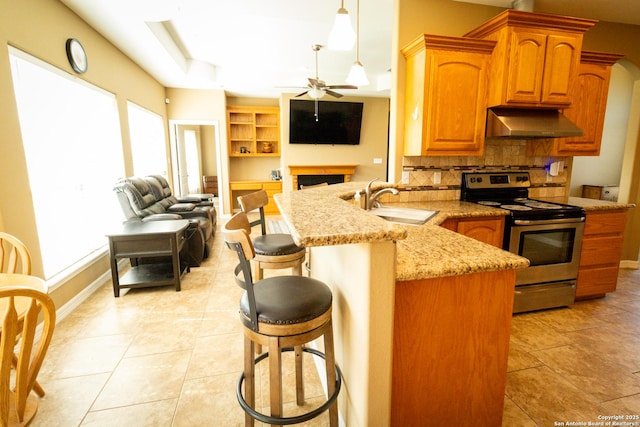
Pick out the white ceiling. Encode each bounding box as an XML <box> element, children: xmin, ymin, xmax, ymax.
<box><xmin>60</xmin><ymin>0</ymin><xmax>640</xmax><ymax>99</ymax></box>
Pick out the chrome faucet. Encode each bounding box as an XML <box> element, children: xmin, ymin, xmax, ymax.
<box><xmin>364</xmin><ymin>178</ymin><xmax>399</xmax><ymax>210</ymax></box>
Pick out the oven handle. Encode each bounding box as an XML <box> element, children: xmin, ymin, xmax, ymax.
<box><xmin>513</xmin><ymin>217</ymin><xmax>585</xmax><ymax>226</ymax></box>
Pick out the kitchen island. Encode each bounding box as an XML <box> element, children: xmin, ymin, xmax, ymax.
<box><xmin>274</xmin><ymin>182</ymin><xmax>529</xmax><ymax>427</ymax></box>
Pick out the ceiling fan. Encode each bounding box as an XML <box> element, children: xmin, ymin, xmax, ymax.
<box><xmin>295</xmin><ymin>44</ymin><xmax>357</xmax><ymax>100</ymax></box>
<box><xmin>285</xmin><ymin>44</ymin><xmax>357</xmax><ymax>121</ymax></box>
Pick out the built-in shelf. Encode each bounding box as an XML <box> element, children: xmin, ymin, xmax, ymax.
<box><xmin>227</xmin><ymin>106</ymin><xmax>280</xmax><ymax>157</ymax></box>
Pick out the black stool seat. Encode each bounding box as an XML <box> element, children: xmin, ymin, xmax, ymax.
<box><xmin>252</xmin><ymin>233</ymin><xmax>304</xmax><ymax>256</ymax></box>
<box><xmin>240</xmin><ymin>276</ymin><xmax>332</xmax><ymax>328</ymax></box>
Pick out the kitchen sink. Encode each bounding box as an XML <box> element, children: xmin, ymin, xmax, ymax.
<box><xmin>368</xmin><ymin>206</ymin><xmax>438</xmax><ymax>225</ymax></box>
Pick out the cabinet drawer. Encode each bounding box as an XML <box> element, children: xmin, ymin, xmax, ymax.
<box><xmin>262</xmin><ymin>182</ymin><xmax>282</xmax><ymax>191</ymax></box>
<box><xmin>576</xmin><ymin>266</ymin><xmax>619</xmax><ymax>297</ymax></box>
<box><xmin>579</xmin><ymin>236</ymin><xmax>623</xmax><ymax>267</ymax></box>
<box><xmin>112</xmin><ymin>236</ymin><xmax>173</xmax><ymax>257</ymax></box>
<box><xmin>584</xmin><ymin>210</ymin><xmax>627</xmax><ymax>235</ymax></box>
<box><xmin>230</xmin><ymin>182</ymin><xmax>263</xmax><ymax>191</ymax></box>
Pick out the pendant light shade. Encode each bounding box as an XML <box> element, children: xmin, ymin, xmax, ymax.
<box><xmin>328</xmin><ymin>1</ymin><xmax>355</xmax><ymax>51</ymax></box>
<box><xmin>346</xmin><ymin>0</ymin><xmax>368</xmax><ymax>86</ymax></box>
<box><xmin>346</xmin><ymin>61</ymin><xmax>369</xmax><ymax>86</ymax></box>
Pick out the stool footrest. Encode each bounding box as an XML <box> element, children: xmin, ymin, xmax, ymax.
<box><xmin>236</xmin><ymin>347</ymin><xmax>342</xmax><ymax>425</ymax></box>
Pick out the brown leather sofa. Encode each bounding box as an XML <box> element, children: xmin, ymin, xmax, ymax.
<box><xmin>113</xmin><ymin>176</ymin><xmax>216</xmax><ymax>265</ymax></box>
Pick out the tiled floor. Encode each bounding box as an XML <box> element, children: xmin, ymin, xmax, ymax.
<box><xmin>33</xmin><ymin>217</ymin><xmax>640</xmax><ymax>426</ymax></box>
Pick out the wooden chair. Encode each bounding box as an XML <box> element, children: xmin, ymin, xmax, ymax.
<box><xmin>222</xmin><ymin>212</ymin><xmax>341</xmax><ymax>426</ymax></box>
<box><xmin>237</xmin><ymin>190</ymin><xmax>305</xmax><ymax>280</ymax></box>
<box><xmin>0</xmin><ymin>233</ymin><xmax>45</xmax><ymax>398</ymax></box>
<box><xmin>0</xmin><ymin>285</ymin><xmax>56</xmax><ymax>426</ymax></box>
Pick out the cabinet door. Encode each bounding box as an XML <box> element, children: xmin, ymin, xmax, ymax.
<box><xmin>555</xmin><ymin>62</ymin><xmax>610</xmax><ymax>155</ymax></box>
<box><xmin>456</xmin><ymin>218</ymin><xmax>505</xmax><ymax>248</ymax></box>
<box><xmin>540</xmin><ymin>34</ymin><xmax>580</xmax><ymax>105</ymax></box>
<box><xmin>505</xmin><ymin>31</ymin><xmax>547</xmax><ymax>104</ymax></box>
<box><xmin>423</xmin><ymin>51</ymin><xmax>489</xmax><ymax>155</ymax></box>
<box><xmin>441</xmin><ymin>217</ymin><xmax>505</xmax><ymax>248</ymax></box>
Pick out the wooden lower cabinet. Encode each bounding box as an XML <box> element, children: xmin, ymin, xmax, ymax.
<box><xmin>392</xmin><ymin>269</ymin><xmax>516</xmax><ymax>426</ymax></box>
<box><xmin>229</xmin><ymin>180</ymin><xmax>282</xmax><ymax>215</ymax></box>
<box><xmin>440</xmin><ymin>216</ymin><xmax>505</xmax><ymax>247</ymax></box>
<box><xmin>576</xmin><ymin>209</ymin><xmax>627</xmax><ymax>299</ymax></box>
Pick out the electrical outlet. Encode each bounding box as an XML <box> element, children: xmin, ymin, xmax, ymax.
<box><xmin>433</xmin><ymin>172</ymin><xmax>441</xmax><ymax>185</ymax></box>
<box><xmin>401</xmin><ymin>171</ymin><xmax>410</xmax><ymax>184</ymax></box>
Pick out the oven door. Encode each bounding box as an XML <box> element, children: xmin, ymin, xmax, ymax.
<box><xmin>508</xmin><ymin>218</ymin><xmax>585</xmax><ymax>286</ymax></box>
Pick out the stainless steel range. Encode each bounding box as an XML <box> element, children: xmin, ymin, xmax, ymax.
<box><xmin>461</xmin><ymin>171</ymin><xmax>586</xmax><ymax>313</ymax></box>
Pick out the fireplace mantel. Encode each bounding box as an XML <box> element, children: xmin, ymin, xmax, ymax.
<box><xmin>289</xmin><ymin>164</ymin><xmax>358</xmax><ymax>190</ymax></box>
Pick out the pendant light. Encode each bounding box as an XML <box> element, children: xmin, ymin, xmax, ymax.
<box><xmin>328</xmin><ymin>0</ymin><xmax>356</xmax><ymax>51</ymax></box>
<box><xmin>346</xmin><ymin>0</ymin><xmax>369</xmax><ymax>86</ymax></box>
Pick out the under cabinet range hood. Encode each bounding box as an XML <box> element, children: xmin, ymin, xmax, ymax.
<box><xmin>486</xmin><ymin>108</ymin><xmax>583</xmax><ymax>138</ymax></box>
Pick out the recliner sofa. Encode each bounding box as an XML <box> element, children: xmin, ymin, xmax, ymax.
<box><xmin>113</xmin><ymin>176</ymin><xmax>216</xmax><ymax>266</ymax></box>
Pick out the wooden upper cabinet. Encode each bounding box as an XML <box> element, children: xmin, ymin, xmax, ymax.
<box><xmin>402</xmin><ymin>35</ymin><xmax>495</xmax><ymax>156</ymax></box>
<box><xmin>554</xmin><ymin>51</ymin><xmax>624</xmax><ymax>156</ymax></box>
<box><xmin>465</xmin><ymin>10</ymin><xmax>596</xmax><ymax>108</ymax></box>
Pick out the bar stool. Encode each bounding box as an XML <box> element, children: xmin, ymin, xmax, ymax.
<box><xmin>223</xmin><ymin>212</ymin><xmax>341</xmax><ymax>426</ymax></box>
<box><xmin>237</xmin><ymin>190</ymin><xmax>305</xmax><ymax>280</ymax></box>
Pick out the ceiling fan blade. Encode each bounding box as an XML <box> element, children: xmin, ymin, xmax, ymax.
<box><xmin>326</xmin><ymin>84</ymin><xmax>358</xmax><ymax>90</ymax></box>
<box><xmin>325</xmin><ymin>89</ymin><xmax>344</xmax><ymax>98</ymax></box>
<box><xmin>308</xmin><ymin>77</ymin><xmax>320</xmax><ymax>86</ymax></box>
<box><xmin>295</xmin><ymin>90</ymin><xmax>310</xmax><ymax>97</ymax></box>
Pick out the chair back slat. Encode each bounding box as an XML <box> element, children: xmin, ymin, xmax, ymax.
<box><xmin>222</xmin><ymin>212</ymin><xmax>260</xmax><ymax>331</ymax></box>
<box><xmin>222</xmin><ymin>212</ymin><xmax>254</xmax><ymax>260</ymax></box>
<box><xmin>237</xmin><ymin>191</ymin><xmax>269</xmax><ymax>235</ymax></box>
<box><xmin>0</xmin><ymin>233</ymin><xmax>31</xmax><ymax>275</ymax></box>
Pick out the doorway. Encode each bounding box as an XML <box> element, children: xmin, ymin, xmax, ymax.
<box><xmin>169</xmin><ymin>120</ymin><xmax>225</xmax><ymax>214</ymax></box>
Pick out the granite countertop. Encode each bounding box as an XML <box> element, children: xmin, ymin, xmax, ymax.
<box><xmin>567</xmin><ymin>197</ymin><xmax>635</xmax><ymax>211</ymax></box>
<box><xmin>274</xmin><ymin>182</ymin><xmax>529</xmax><ymax>281</ymax></box>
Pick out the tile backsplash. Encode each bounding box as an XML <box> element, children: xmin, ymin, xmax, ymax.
<box><xmin>397</xmin><ymin>139</ymin><xmax>572</xmax><ymax>202</ymax></box>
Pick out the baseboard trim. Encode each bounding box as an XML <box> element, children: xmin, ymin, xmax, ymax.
<box><xmin>620</xmin><ymin>260</ymin><xmax>639</xmax><ymax>269</ymax></box>
<box><xmin>55</xmin><ymin>259</ymin><xmax>126</xmax><ymax>322</ymax></box>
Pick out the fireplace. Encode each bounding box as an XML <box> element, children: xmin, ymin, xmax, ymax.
<box><xmin>288</xmin><ymin>165</ymin><xmax>358</xmax><ymax>190</ymax></box>
<box><xmin>297</xmin><ymin>174</ymin><xmax>344</xmax><ymax>189</ymax></box>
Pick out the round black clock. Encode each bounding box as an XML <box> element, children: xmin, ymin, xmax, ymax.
<box><xmin>65</xmin><ymin>38</ymin><xmax>88</xmax><ymax>74</ymax></box>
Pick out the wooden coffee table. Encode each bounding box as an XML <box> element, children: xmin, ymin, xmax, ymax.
<box><xmin>107</xmin><ymin>220</ymin><xmax>190</xmax><ymax>297</ymax></box>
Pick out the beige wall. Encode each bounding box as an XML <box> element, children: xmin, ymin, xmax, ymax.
<box><xmin>165</xmin><ymin>88</ymin><xmax>229</xmax><ymax>210</ymax></box>
<box><xmin>279</xmin><ymin>94</ymin><xmax>391</xmax><ymax>192</ymax></box>
<box><xmin>0</xmin><ymin>0</ymin><xmax>169</xmax><ymax>308</ymax></box>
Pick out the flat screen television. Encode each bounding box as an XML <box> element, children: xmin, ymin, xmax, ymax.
<box><xmin>289</xmin><ymin>99</ymin><xmax>364</xmax><ymax>145</ymax></box>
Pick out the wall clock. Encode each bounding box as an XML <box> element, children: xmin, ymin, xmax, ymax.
<box><xmin>65</xmin><ymin>38</ymin><xmax>88</xmax><ymax>74</ymax></box>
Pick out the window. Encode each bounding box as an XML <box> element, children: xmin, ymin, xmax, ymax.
<box><xmin>127</xmin><ymin>101</ymin><xmax>167</xmax><ymax>176</ymax></box>
<box><xmin>9</xmin><ymin>48</ymin><xmax>125</xmax><ymax>279</ymax></box>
